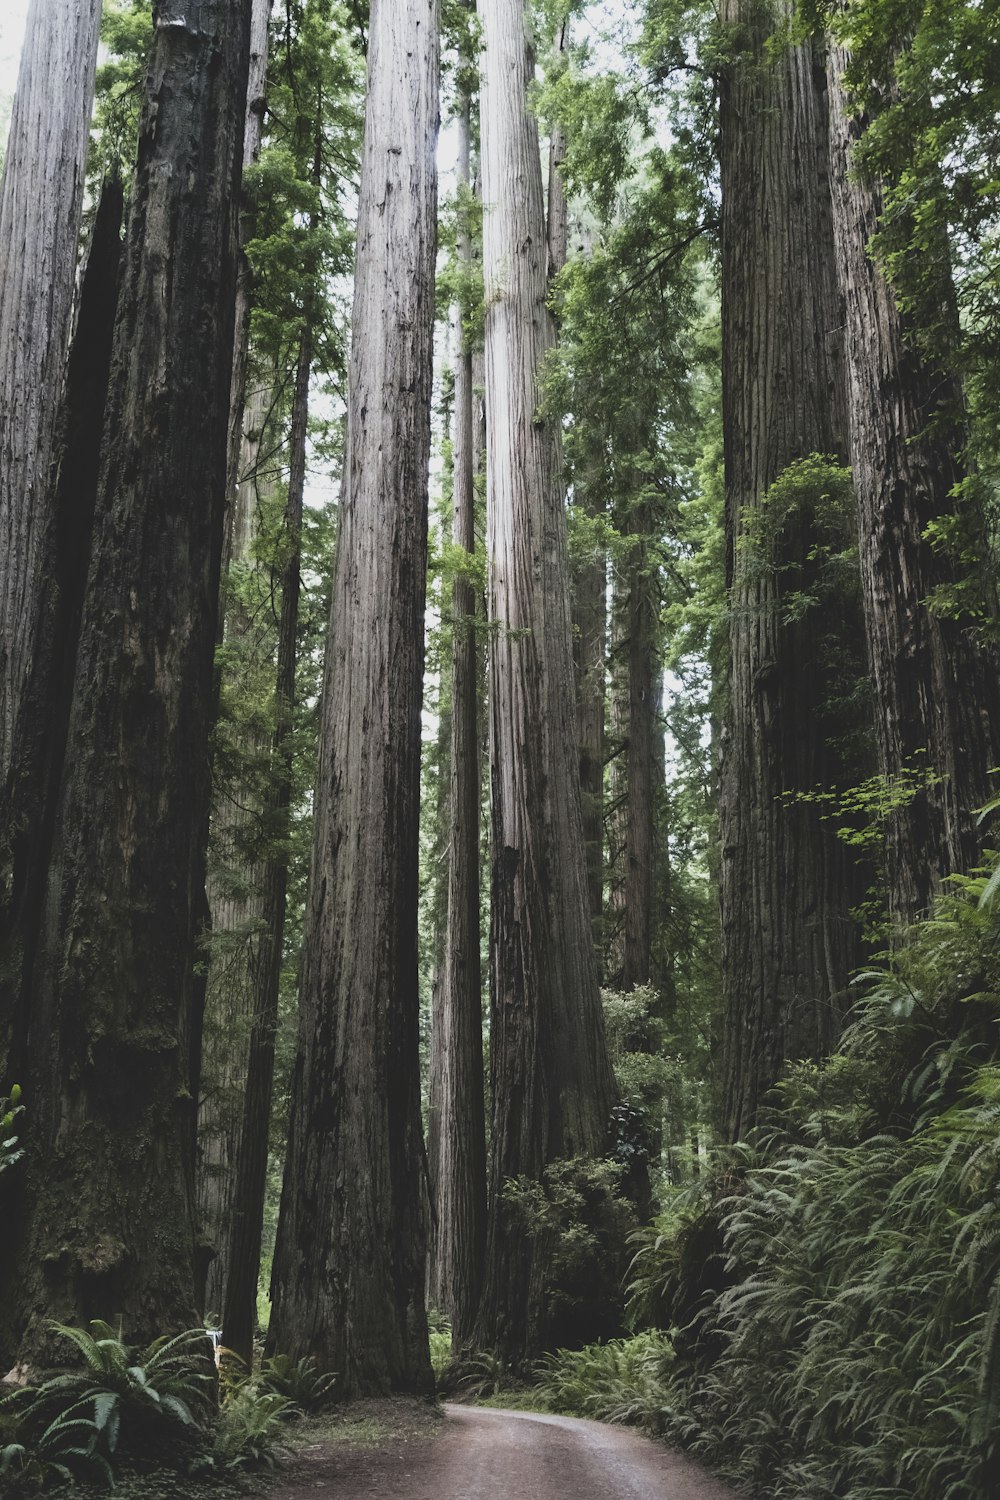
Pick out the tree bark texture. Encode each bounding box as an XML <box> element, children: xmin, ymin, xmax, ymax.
<box><xmin>222</xmin><ymin>0</ymin><xmax>273</xmax><ymax>580</ymax></box>
<box><xmin>826</xmin><ymin>41</ymin><xmax>1000</xmax><ymax>925</ymax></box>
<box><xmin>475</xmin><ymin>0</ymin><xmax>617</xmax><ymax>1366</ymax></box>
<box><xmin>222</xmin><ymin>332</ymin><xmax>309</xmax><ymax>1368</ymax></box>
<box><xmin>547</xmin><ymin>31</ymin><xmax>606</xmax><ymax>957</ymax></box>
<box><xmin>607</xmin><ymin>504</ymin><xmax>659</xmax><ymax>992</ymax></box>
<box><xmin>267</xmin><ymin>0</ymin><xmax>439</xmax><ymax>1397</ymax></box>
<box><xmin>1</xmin><ymin>0</ymin><xmax>252</xmax><ymax>1364</ymax></box>
<box><xmin>718</xmin><ymin>4</ymin><xmax>865</xmax><ymax>1141</ymax></box>
<box><xmin>0</xmin><ymin>0</ymin><xmax>103</xmax><ymax>792</ymax></box>
<box><xmin>197</xmin><ymin>382</ymin><xmax>271</xmax><ymax>1320</ymax></box>
<box><xmin>428</xmin><ymin>90</ymin><xmax>487</xmax><ymax>1350</ymax></box>
<box><xmin>0</xmin><ymin>180</ymin><xmax>123</xmax><ymax>1096</ymax></box>
<box><xmin>571</xmin><ymin>483</ymin><xmax>607</xmax><ymax>960</ymax></box>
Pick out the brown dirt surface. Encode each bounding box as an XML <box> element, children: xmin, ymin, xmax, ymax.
<box><xmin>261</xmin><ymin>1399</ymin><xmax>740</xmax><ymax>1500</ymax></box>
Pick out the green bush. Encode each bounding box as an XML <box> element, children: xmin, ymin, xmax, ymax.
<box><xmin>258</xmin><ymin>1351</ymin><xmax>337</xmax><ymax>1411</ymax></box>
<box><xmin>503</xmin><ymin>1155</ymin><xmax>638</xmax><ymax>1350</ymax></box>
<box><xmin>0</xmin><ymin>1322</ymin><xmax>213</xmax><ymax>1491</ymax></box>
<box><xmin>539</xmin><ymin>870</ymin><xmax>1000</xmax><ymax>1500</ymax></box>
<box><xmin>0</xmin><ymin>1083</ymin><xmax>24</xmax><ymax>1175</ymax></box>
<box><xmin>534</xmin><ymin>1332</ymin><xmax>675</xmax><ymax>1429</ymax></box>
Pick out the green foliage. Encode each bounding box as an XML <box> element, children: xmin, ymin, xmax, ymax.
<box><xmin>0</xmin><ymin>1322</ymin><xmax>214</xmax><ymax>1490</ymax></box>
<box><xmin>533</xmin><ymin>1332</ymin><xmax>675</xmax><ymax>1428</ymax></box>
<box><xmin>211</xmin><ymin>1383</ymin><xmax>296</xmax><ymax>1471</ymax></box>
<box><xmin>540</xmin><ymin>877</ymin><xmax>1000</xmax><ymax>1499</ymax></box>
<box><xmin>737</xmin><ymin>455</ymin><xmax>856</xmax><ymax>610</ymax></box>
<box><xmin>0</xmin><ymin>1081</ymin><xmax>24</xmax><ymax>1174</ymax></box>
<box><xmin>502</xmin><ymin>1156</ymin><xmax>638</xmax><ymax>1350</ymax></box>
<box><xmin>89</xmin><ymin>0</ymin><xmax>152</xmax><ymax>186</ymax></box>
<box><xmin>258</xmin><ymin>1352</ymin><xmax>337</xmax><ymax>1411</ymax></box>
<box><xmin>827</xmin><ymin>0</ymin><xmax>1000</xmax><ymax>564</ymax></box>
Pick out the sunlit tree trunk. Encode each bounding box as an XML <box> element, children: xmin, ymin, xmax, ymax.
<box><xmin>222</xmin><ymin>0</ymin><xmax>273</xmax><ymax>577</ymax></box>
<box><xmin>0</xmin><ymin>0</ymin><xmax>103</xmax><ymax>789</ymax></box>
<box><xmin>474</xmin><ymin>0</ymin><xmax>617</xmax><ymax>1367</ymax></box>
<box><xmin>267</xmin><ymin>0</ymin><xmax>439</xmax><ymax>1396</ymax></box>
<box><xmin>826</xmin><ymin>40</ymin><xmax>1000</xmax><ymax>925</ymax></box>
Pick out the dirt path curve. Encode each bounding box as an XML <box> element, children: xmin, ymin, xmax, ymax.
<box><xmin>270</xmin><ymin>1403</ymin><xmax>740</xmax><ymax>1500</ymax></box>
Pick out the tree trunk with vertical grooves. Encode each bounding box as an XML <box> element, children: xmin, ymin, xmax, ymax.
<box><xmin>0</xmin><ymin>0</ymin><xmax>103</xmax><ymax>791</ymax></box>
<box><xmin>606</xmin><ymin>566</ymin><xmax>629</xmax><ymax>981</ymax></box>
<box><xmin>718</xmin><ymin>2</ymin><xmax>864</xmax><ymax>1142</ymax></box>
<box><xmin>195</xmin><ymin>6</ymin><xmax>273</xmax><ymax>1297</ymax></box>
<box><xmin>266</xmin><ymin>0</ymin><xmax>439</xmax><ymax>1397</ymax></box>
<box><xmin>825</xmin><ymin>40</ymin><xmax>1000</xmax><ymax>926</ymax></box>
<box><xmin>547</xmin><ymin>23</ymin><xmax>606</xmax><ymax>957</ymax></box>
<box><xmin>606</xmin><ymin>497</ymin><xmax>659</xmax><ymax>995</ymax></box>
<box><xmin>474</xmin><ymin>0</ymin><xmax>617</xmax><ymax>1367</ymax></box>
<box><xmin>222</xmin><ymin>330</ymin><xmax>310</xmax><ymax>1369</ymax></box>
<box><xmin>222</xmin><ymin>0</ymin><xmax>273</xmax><ymax>579</ymax></box>
<box><xmin>621</xmin><ymin>505</ymin><xmax>657</xmax><ymax>992</ymax></box>
<box><xmin>429</xmin><ymin>87</ymin><xmax>487</xmax><ymax>1350</ymax></box>
<box><xmin>0</xmin><ymin>180</ymin><xmax>123</xmax><ymax>1103</ymax></box>
<box><xmin>1</xmin><ymin>0</ymin><xmax>251</xmax><ymax>1366</ymax></box>
<box><xmin>572</xmin><ymin>479</ymin><xmax>607</xmax><ymax>959</ymax></box>
<box><xmin>197</xmin><ymin>382</ymin><xmax>270</xmax><ymax>1320</ymax></box>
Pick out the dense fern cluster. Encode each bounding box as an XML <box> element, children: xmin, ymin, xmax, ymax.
<box><xmin>536</xmin><ymin>871</ymin><xmax>1000</xmax><ymax>1498</ymax></box>
<box><xmin>0</xmin><ymin>1322</ymin><xmax>332</xmax><ymax>1492</ymax></box>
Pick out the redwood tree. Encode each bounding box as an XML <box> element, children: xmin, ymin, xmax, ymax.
<box><xmin>718</xmin><ymin>2</ymin><xmax>866</xmax><ymax>1140</ymax></box>
<box><xmin>0</xmin><ymin>0</ymin><xmax>103</xmax><ymax>791</ymax></box>
<box><xmin>825</xmin><ymin>36</ymin><xmax>1000</xmax><ymax>926</ymax></box>
<box><xmin>474</xmin><ymin>0</ymin><xmax>617</xmax><ymax>1365</ymax></box>
<box><xmin>0</xmin><ymin>0</ymin><xmax>252</xmax><ymax>1364</ymax></box>
<box><xmin>267</xmin><ymin>0</ymin><xmax>439</xmax><ymax>1395</ymax></box>
<box><xmin>428</xmin><ymin>81</ymin><xmax>487</xmax><ymax>1349</ymax></box>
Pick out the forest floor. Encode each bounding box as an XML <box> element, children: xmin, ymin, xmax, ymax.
<box><xmin>257</xmin><ymin>1399</ymin><xmax>739</xmax><ymax>1500</ymax></box>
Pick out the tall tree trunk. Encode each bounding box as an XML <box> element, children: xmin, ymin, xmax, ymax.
<box><xmin>429</xmin><ymin>88</ymin><xmax>487</xmax><ymax>1350</ymax></box>
<box><xmin>222</xmin><ymin>0</ymin><xmax>273</xmax><ymax>579</ymax></box>
<box><xmin>197</xmin><ymin>382</ymin><xmax>271</xmax><ymax>1319</ymax></box>
<box><xmin>621</xmin><ymin>503</ymin><xmax>657</xmax><ymax>992</ymax></box>
<box><xmin>606</xmin><ymin>499</ymin><xmax>659</xmax><ymax>995</ymax></box>
<box><xmin>0</xmin><ymin>0</ymin><xmax>103</xmax><ymax>790</ymax></box>
<box><xmin>571</xmin><ymin>474</ymin><xmax>607</xmax><ymax>959</ymax></box>
<box><xmin>222</xmin><ymin>331</ymin><xmax>310</xmax><ymax>1368</ymax></box>
<box><xmin>474</xmin><ymin>0</ymin><xmax>617</xmax><ymax>1367</ymax></box>
<box><xmin>0</xmin><ymin>180</ymin><xmax>123</xmax><ymax>1097</ymax></box>
<box><xmin>1</xmin><ymin>0</ymin><xmax>251</xmax><ymax>1366</ymax></box>
<box><xmin>267</xmin><ymin>0</ymin><xmax>439</xmax><ymax>1396</ymax></box>
<box><xmin>718</xmin><ymin>4</ymin><xmax>864</xmax><ymax>1141</ymax></box>
<box><xmin>825</xmin><ymin>41</ymin><xmax>1000</xmax><ymax>925</ymax></box>
<box><xmin>547</xmin><ymin>21</ymin><xmax>606</xmax><ymax>955</ymax></box>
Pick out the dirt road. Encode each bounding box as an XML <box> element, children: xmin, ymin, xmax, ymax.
<box><xmin>269</xmin><ymin>1403</ymin><xmax>740</xmax><ymax>1500</ymax></box>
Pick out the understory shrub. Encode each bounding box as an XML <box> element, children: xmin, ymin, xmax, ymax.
<box><xmin>0</xmin><ymin>1323</ymin><xmax>325</xmax><ymax>1491</ymax></box>
<box><xmin>503</xmin><ymin>1155</ymin><xmax>638</xmax><ymax>1350</ymax></box>
<box><xmin>0</xmin><ymin>1323</ymin><xmax>213</xmax><ymax>1492</ymax></box>
<box><xmin>540</xmin><ymin>869</ymin><xmax>1000</xmax><ymax>1500</ymax></box>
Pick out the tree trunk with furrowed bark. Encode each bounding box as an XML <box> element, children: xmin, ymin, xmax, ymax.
<box><xmin>474</xmin><ymin>0</ymin><xmax>617</xmax><ymax>1368</ymax></box>
<box><xmin>0</xmin><ymin>0</ymin><xmax>103</xmax><ymax>794</ymax></box>
<box><xmin>428</xmin><ymin>85</ymin><xmax>487</xmax><ymax>1352</ymax></box>
<box><xmin>0</xmin><ymin>0</ymin><xmax>252</xmax><ymax>1367</ymax></box>
<box><xmin>718</xmin><ymin>1</ymin><xmax>866</xmax><ymax>1142</ymax></box>
<box><xmin>825</xmin><ymin>38</ymin><xmax>1000</xmax><ymax>927</ymax></box>
<box><xmin>267</xmin><ymin>0</ymin><xmax>439</xmax><ymax>1396</ymax></box>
